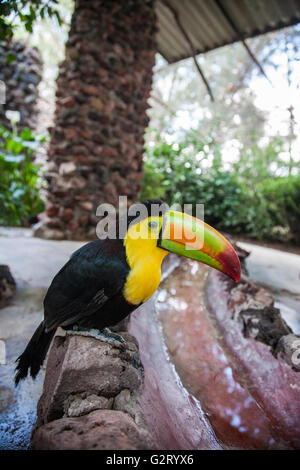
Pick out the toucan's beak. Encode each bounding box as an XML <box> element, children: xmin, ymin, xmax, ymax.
<box><xmin>159</xmin><ymin>211</ymin><xmax>241</xmax><ymax>282</ymax></box>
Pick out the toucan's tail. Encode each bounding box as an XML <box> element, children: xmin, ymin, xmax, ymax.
<box><xmin>15</xmin><ymin>321</ymin><xmax>55</xmax><ymax>385</ymax></box>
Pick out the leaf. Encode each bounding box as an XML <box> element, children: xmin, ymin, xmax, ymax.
<box><xmin>6</xmin><ymin>52</ymin><xmax>16</xmax><ymax>64</ymax></box>
<box><xmin>54</xmin><ymin>11</ymin><xmax>62</xmax><ymax>26</ymax></box>
<box><xmin>20</xmin><ymin>128</ymin><xmax>33</xmax><ymax>140</ymax></box>
<box><xmin>25</xmin><ymin>22</ymin><xmax>33</xmax><ymax>33</ymax></box>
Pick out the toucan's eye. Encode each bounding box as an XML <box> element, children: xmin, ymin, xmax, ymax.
<box><xmin>148</xmin><ymin>220</ymin><xmax>158</xmax><ymax>230</ymax></box>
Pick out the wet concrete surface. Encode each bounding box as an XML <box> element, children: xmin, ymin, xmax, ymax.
<box><xmin>206</xmin><ymin>270</ymin><xmax>300</xmax><ymax>449</ymax></box>
<box><xmin>155</xmin><ymin>260</ymin><xmax>290</xmax><ymax>449</ymax></box>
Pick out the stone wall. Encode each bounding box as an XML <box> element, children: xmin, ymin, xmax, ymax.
<box><xmin>37</xmin><ymin>0</ymin><xmax>157</xmax><ymax>241</ymax></box>
<box><xmin>0</xmin><ymin>40</ymin><xmax>42</xmax><ymax>130</ymax></box>
<box><xmin>31</xmin><ymin>330</ymin><xmax>153</xmax><ymax>450</ymax></box>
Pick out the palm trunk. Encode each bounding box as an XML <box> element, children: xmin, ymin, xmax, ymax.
<box><xmin>37</xmin><ymin>0</ymin><xmax>156</xmax><ymax>240</ymax></box>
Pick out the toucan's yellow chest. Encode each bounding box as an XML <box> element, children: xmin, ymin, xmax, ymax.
<box><xmin>123</xmin><ymin>235</ymin><xmax>168</xmax><ymax>306</ymax></box>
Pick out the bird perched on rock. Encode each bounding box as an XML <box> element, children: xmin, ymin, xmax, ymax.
<box><xmin>15</xmin><ymin>200</ymin><xmax>240</xmax><ymax>384</ymax></box>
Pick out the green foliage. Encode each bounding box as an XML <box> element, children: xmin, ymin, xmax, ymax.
<box><xmin>234</xmin><ymin>176</ymin><xmax>300</xmax><ymax>243</ymax></box>
<box><xmin>257</xmin><ymin>176</ymin><xmax>300</xmax><ymax>242</ymax></box>
<box><xmin>234</xmin><ymin>139</ymin><xmax>293</xmax><ymax>184</ymax></box>
<box><xmin>0</xmin><ymin>125</ymin><xmax>46</xmax><ymax>225</ymax></box>
<box><xmin>141</xmin><ymin>131</ymin><xmax>300</xmax><ymax>244</ymax></box>
<box><xmin>142</xmin><ymin>132</ymin><xmax>244</xmax><ymax>229</ymax></box>
<box><xmin>0</xmin><ymin>0</ymin><xmax>62</xmax><ymax>40</ymax></box>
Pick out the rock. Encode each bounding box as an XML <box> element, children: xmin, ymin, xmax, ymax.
<box><xmin>90</xmin><ymin>97</ymin><xmax>103</xmax><ymax>111</ymax></box>
<box><xmin>83</xmin><ymin>85</ymin><xmax>97</xmax><ymax>96</ymax></box>
<box><xmin>79</xmin><ymin>201</ymin><xmax>93</xmax><ymax>211</ymax></box>
<box><xmin>79</xmin><ymin>129</ymin><xmax>92</xmax><ymax>140</ymax></box>
<box><xmin>240</xmin><ymin>306</ymin><xmax>292</xmax><ymax>352</ymax></box>
<box><xmin>0</xmin><ymin>39</ymin><xmax>42</xmax><ymax>131</ymax></box>
<box><xmin>21</xmin><ymin>72</ymin><xmax>40</xmax><ymax>84</ymax></box>
<box><xmin>0</xmin><ymin>265</ymin><xmax>16</xmax><ymax>308</ymax></box>
<box><xmin>60</xmin><ymin>208</ymin><xmax>74</xmax><ymax>223</ymax></box>
<box><xmin>56</xmin><ymin>175</ymin><xmax>86</xmax><ymax>190</ymax></box>
<box><xmin>113</xmin><ymin>389</ymin><xmax>146</xmax><ymax>429</ymax></box>
<box><xmin>276</xmin><ymin>334</ymin><xmax>300</xmax><ymax>371</ymax></box>
<box><xmin>64</xmin><ymin>393</ymin><xmax>113</xmax><ymax>417</ymax></box>
<box><xmin>31</xmin><ymin>409</ymin><xmax>152</xmax><ymax>450</ymax></box>
<box><xmin>36</xmin><ymin>333</ymin><xmax>143</xmax><ymax>425</ymax></box>
<box><xmin>34</xmin><ymin>223</ymin><xmax>65</xmax><ymax>241</ymax></box>
<box><xmin>59</xmin><ymin>96</ymin><xmax>76</xmax><ymax>108</ymax></box>
<box><xmin>58</xmin><ymin>162</ymin><xmax>76</xmax><ymax>175</ymax></box>
<box><xmin>65</xmin><ymin>127</ymin><xmax>77</xmax><ymax>140</ymax></box>
<box><xmin>46</xmin><ymin>205</ymin><xmax>60</xmax><ymax>218</ymax></box>
<box><xmin>228</xmin><ymin>275</ymin><xmax>274</xmax><ymax>319</ymax></box>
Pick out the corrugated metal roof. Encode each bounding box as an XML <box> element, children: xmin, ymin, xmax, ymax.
<box><xmin>156</xmin><ymin>0</ymin><xmax>300</xmax><ymax>63</ymax></box>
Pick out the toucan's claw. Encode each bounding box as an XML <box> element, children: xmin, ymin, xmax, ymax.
<box><xmin>103</xmin><ymin>327</ymin><xmax>126</xmax><ymax>344</ymax></box>
<box><xmin>66</xmin><ymin>327</ymin><xmax>126</xmax><ymax>350</ymax></box>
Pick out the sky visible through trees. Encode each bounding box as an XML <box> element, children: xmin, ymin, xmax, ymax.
<box><xmin>148</xmin><ymin>24</ymin><xmax>300</xmax><ymax>177</ymax></box>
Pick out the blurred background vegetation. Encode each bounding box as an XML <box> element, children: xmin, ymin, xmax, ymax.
<box><xmin>0</xmin><ymin>1</ymin><xmax>300</xmax><ymax>244</ymax></box>
<box><xmin>0</xmin><ymin>124</ymin><xmax>45</xmax><ymax>226</ymax></box>
<box><xmin>141</xmin><ymin>25</ymin><xmax>300</xmax><ymax>244</ymax></box>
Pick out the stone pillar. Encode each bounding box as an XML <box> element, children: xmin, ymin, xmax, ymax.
<box><xmin>37</xmin><ymin>0</ymin><xmax>157</xmax><ymax>241</ymax></box>
<box><xmin>0</xmin><ymin>40</ymin><xmax>42</xmax><ymax>130</ymax></box>
<box><xmin>31</xmin><ymin>331</ymin><xmax>154</xmax><ymax>450</ymax></box>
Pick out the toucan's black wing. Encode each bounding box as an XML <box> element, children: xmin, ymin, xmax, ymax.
<box><xmin>43</xmin><ymin>239</ymin><xmax>130</xmax><ymax>331</ymax></box>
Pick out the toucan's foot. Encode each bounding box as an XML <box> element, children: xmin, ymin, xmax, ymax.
<box><xmin>66</xmin><ymin>326</ymin><xmax>126</xmax><ymax>350</ymax></box>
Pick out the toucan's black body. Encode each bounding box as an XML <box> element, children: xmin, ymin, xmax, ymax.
<box><xmin>15</xmin><ymin>199</ymin><xmax>241</xmax><ymax>385</ymax></box>
<box><xmin>15</xmin><ymin>238</ymin><xmax>137</xmax><ymax>384</ymax></box>
<box><xmin>44</xmin><ymin>238</ymin><xmax>134</xmax><ymax>330</ymax></box>
<box><xmin>15</xmin><ymin>199</ymin><xmax>167</xmax><ymax>385</ymax></box>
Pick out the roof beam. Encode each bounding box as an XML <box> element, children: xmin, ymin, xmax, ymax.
<box><xmin>163</xmin><ymin>0</ymin><xmax>215</xmax><ymax>102</ymax></box>
<box><xmin>214</xmin><ymin>0</ymin><xmax>272</xmax><ymax>84</ymax></box>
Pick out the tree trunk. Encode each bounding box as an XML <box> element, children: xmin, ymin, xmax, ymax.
<box><xmin>37</xmin><ymin>0</ymin><xmax>157</xmax><ymax>240</ymax></box>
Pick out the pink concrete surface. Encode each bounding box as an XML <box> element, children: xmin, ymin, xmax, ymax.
<box><xmin>207</xmin><ymin>270</ymin><xmax>300</xmax><ymax>449</ymax></box>
<box><xmin>129</xmin><ymin>297</ymin><xmax>221</xmax><ymax>450</ymax></box>
<box><xmin>130</xmin><ymin>257</ymin><xmax>300</xmax><ymax>449</ymax></box>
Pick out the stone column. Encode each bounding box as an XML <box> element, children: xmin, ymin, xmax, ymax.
<box><xmin>37</xmin><ymin>0</ymin><xmax>157</xmax><ymax>241</ymax></box>
<box><xmin>31</xmin><ymin>331</ymin><xmax>153</xmax><ymax>450</ymax></box>
<box><xmin>0</xmin><ymin>40</ymin><xmax>42</xmax><ymax>130</ymax></box>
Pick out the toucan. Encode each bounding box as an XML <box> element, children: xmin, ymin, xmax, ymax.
<box><xmin>15</xmin><ymin>199</ymin><xmax>241</xmax><ymax>384</ymax></box>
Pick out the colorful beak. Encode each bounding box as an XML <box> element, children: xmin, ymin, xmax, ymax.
<box><xmin>159</xmin><ymin>211</ymin><xmax>241</xmax><ymax>282</ymax></box>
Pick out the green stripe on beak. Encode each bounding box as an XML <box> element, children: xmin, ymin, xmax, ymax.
<box><xmin>159</xmin><ymin>211</ymin><xmax>241</xmax><ymax>282</ymax></box>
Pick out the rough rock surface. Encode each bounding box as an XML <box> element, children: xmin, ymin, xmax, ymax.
<box><xmin>36</xmin><ymin>332</ymin><xmax>143</xmax><ymax>424</ymax></box>
<box><xmin>240</xmin><ymin>306</ymin><xmax>292</xmax><ymax>353</ymax></box>
<box><xmin>32</xmin><ymin>330</ymin><xmax>153</xmax><ymax>449</ymax></box>
<box><xmin>0</xmin><ymin>40</ymin><xmax>42</xmax><ymax>130</ymax></box>
<box><xmin>0</xmin><ymin>265</ymin><xmax>16</xmax><ymax>308</ymax></box>
<box><xmin>229</xmin><ymin>275</ymin><xmax>274</xmax><ymax>320</ymax></box>
<box><xmin>37</xmin><ymin>0</ymin><xmax>157</xmax><ymax>240</ymax></box>
<box><xmin>32</xmin><ymin>409</ymin><xmax>152</xmax><ymax>450</ymax></box>
<box><xmin>276</xmin><ymin>334</ymin><xmax>300</xmax><ymax>372</ymax></box>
